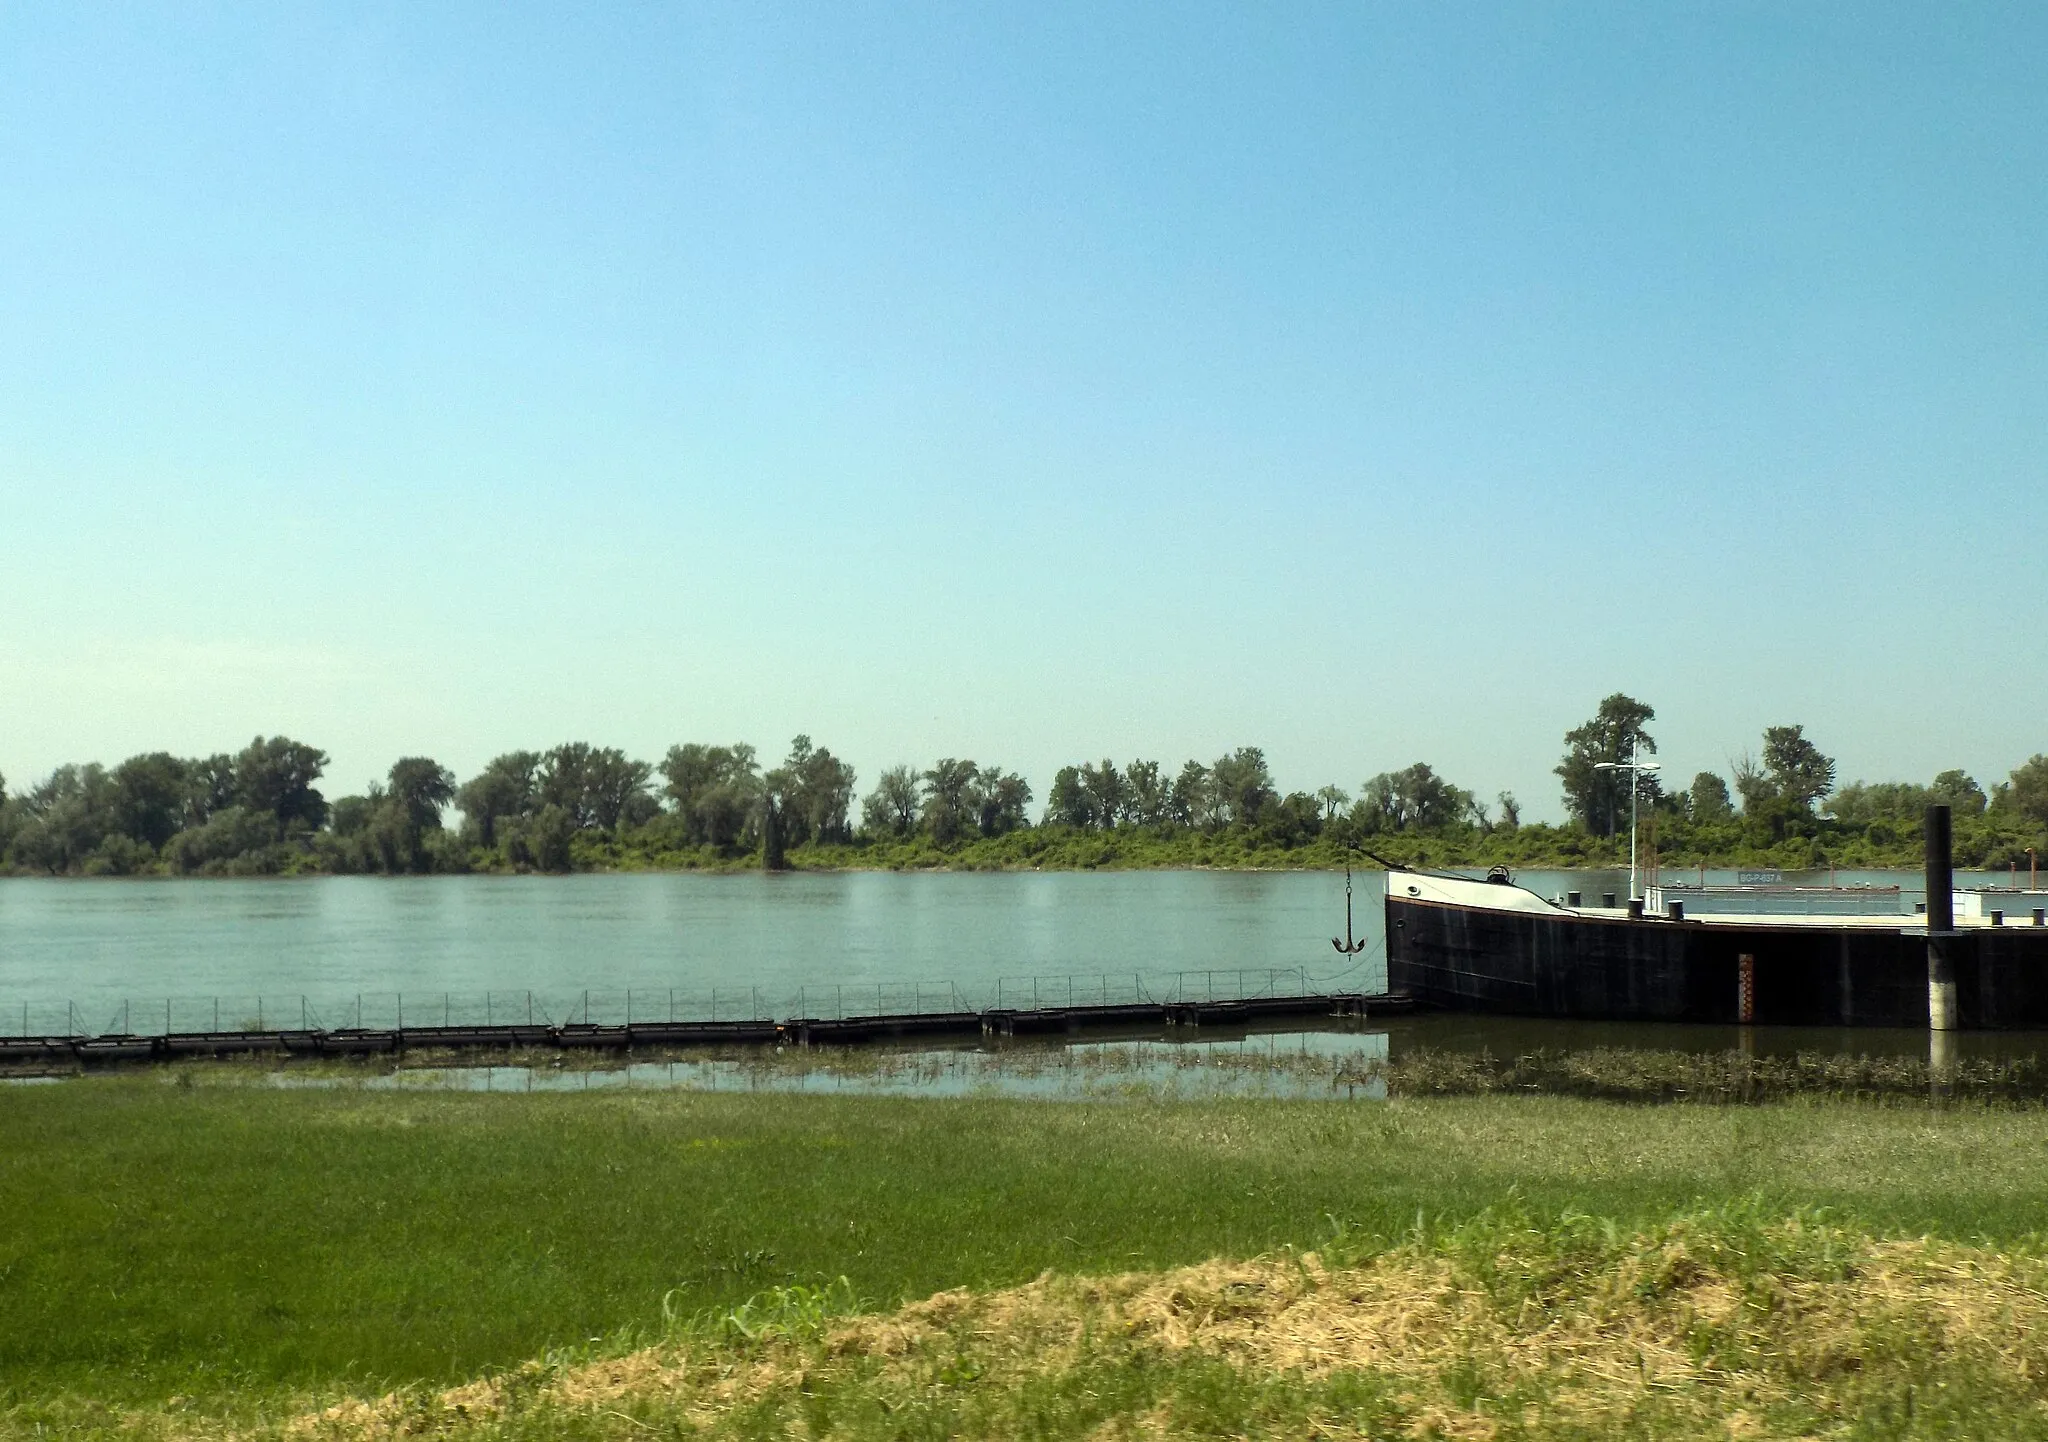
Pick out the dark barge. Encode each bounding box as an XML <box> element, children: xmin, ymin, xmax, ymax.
<box><xmin>1385</xmin><ymin>867</ymin><xmax>2048</xmax><ymax>1029</ymax></box>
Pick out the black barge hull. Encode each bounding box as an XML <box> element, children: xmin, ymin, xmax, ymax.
<box><xmin>1386</xmin><ymin>897</ymin><xmax>2048</xmax><ymax>1028</ymax></box>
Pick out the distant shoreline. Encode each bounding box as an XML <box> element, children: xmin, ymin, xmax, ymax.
<box><xmin>0</xmin><ymin>852</ymin><xmax>1982</xmax><ymax>880</ymax></box>
<box><xmin>11</xmin><ymin>732</ymin><xmax>2043</xmax><ymax>879</ymax></box>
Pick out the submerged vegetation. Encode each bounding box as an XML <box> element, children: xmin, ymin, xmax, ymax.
<box><xmin>24</xmin><ymin>1036</ymin><xmax>2048</xmax><ymax>1109</ymax></box>
<box><xmin>7</xmin><ymin>1081</ymin><xmax>2048</xmax><ymax>1438</ymax></box>
<box><xmin>3</xmin><ymin>695</ymin><xmax>2046</xmax><ymax>875</ymax></box>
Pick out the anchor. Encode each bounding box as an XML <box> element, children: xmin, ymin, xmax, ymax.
<box><xmin>1332</xmin><ymin>845</ymin><xmax>1369</xmax><ymax>955</ymax></box>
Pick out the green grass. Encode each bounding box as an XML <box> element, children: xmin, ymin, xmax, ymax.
<box><xmin>390</xmin><ymin>1201</ymin><xmax>2048</xmax><ymax>1441</ymax></box>
<box><xmin>6</xmin><ymin>1079</ymin><xmax>2048</xmax><ymax>1433</ymax></box>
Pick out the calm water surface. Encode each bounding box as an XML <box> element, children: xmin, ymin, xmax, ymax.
<box><xmin>0</xmin><ymin>866</ymin><xmax>1999</xmax><ymax>1034</ymax></box>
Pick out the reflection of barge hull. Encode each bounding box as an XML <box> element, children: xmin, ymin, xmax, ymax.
<box><xmin>1384</xmin><ymin>873</ymin><xmax>2048</xmax><ymax>1029</ymax></box>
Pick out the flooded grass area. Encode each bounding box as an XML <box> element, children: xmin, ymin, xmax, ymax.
<box><xmin>241</xmin><ymin>1026</ymin><xmax>1394</xmax><ymax>1100</ymax></box>
<box><xmin>218</xmin><ymin>1035</ymin><xmax>2048</xmax><ymax>1107</ymax></box>
<box><xmin>15</xmin><ymin>1012</ymin><xmax>2048</xmax><ymax>1105</ymax></box>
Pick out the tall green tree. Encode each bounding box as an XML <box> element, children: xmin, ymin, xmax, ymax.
<box><xmin>1357</xmin><ymin>762</ymin><xmax>1473</xmax><ymax>832</ymax></box>
<box><xmin>1044</xmin><ymin>766</ymin><xmax>1092</xmax><ymax>828</ymax></box>
<box><xmin>111</xmin><ymin>752</ymin><xmax>189</xmax><ymax>849</ymax></box>
<box><xmin>359</xmin><ymin>758</ymin><xmax>456</xmax><ymax>873</ymax></box>
<box><xmin>585</xmin><ymin>749</ymin><xmax>655</xmax><ymax>830</ymax></box>
<box><xmin>1264</xmin><ymin>790</ymin><xmax>1325</xmax><ymax>844</ymax></box>
<box><xmin>1209</xmin><ymin>747</ymin><xmax>1275</xmax><ymax>827</ymax></box>
<box><xmin>1556</xmin><ymin>694</ymin><xmax>1656</xmax><ymax>836</ymax></box>
<box><xmin>860</xmin><ymin>765</ymin><xmax>922</xmax><ymax>839</ymax></box>
<box><xmin>1761</xmin><ymin>725</ymin><xmax>1835</xmax><ymax>812</ymax></box>
<box><xmin>771</xmin><ymin>736</ymin><xmax>856</xmax><ymax>846</ymax></box>
<box><xmin>528</xmin><ymin>804</ymin><xmax>575</xmax><ymax>872</ymax></box>
<box><xmin>971</xmin><ymin>769</ymin><xmax>1033</xmax><ymax>837</ymax></box>
<box><xmin>1688</xmin><ymin>772</ymin><xmax>1734</xmax><ymax>822</ymax></box>
<box><xmin>387</xmin><ymin>757</ymin><xmax>457</xmax><ymax>830</ymax></box>
<box><xmin>537</xmin><ymin>743</ymin><xmax>598</xmax><ymax>823</ymax></box>
<box><xmin>759</xmin><ymin>789</ymin><xmax>787</xmax><ymax>870</ymax></box>
<box><xmin>1168</xmin><ymin>761</ymin><xmax>1211</xmax><ymax>828</ymax></box>
<box><xmin>533</xmin><ymin>743</ymin><xmax>650</xmax><ymax>830</ymax></box>
<box><xmin>660</xmin><ymin>743</ymin><xmax>760</xmax><ymax>846</ymax></box>
<box><xmin>13</xmin><ymin>764</ymin><xmax>118</xmax><ymax>872</ymax></box>
<box><xmin>1930</xmin><ymin>769</ymin><xmax>1987</xmax><ymax>816</ymax></box>
<box><xmin>2005</xmin><ymin>755</ymin><xmax>2048</xmax><ymax>828</ymax></box>
<box><xmin>329</xmin><ymin>787</ymin><xmax>383</xmax><ymax>840</ymax></box>
<box><xmin>921</xmin><ymin>758</ymin><xmax>980</xmax><ymax>845</ymax></box>
<box><xmin>1125</xmin><ymin>761</ymin><xmax>1171</xmax><ymax>825</ymax></box>
<box><xmin>233</xmin><ymin>736</ymin><xmax>328</xmax><ymax>830</ymax></box>
<box><xmin>456</xmin><ymin>751</ymin><xmax>540</xmax><ymax>847</ymax></box>
<box><xmin>184</xmin><ymin>754</ymin><xmax>237</xmax><ymax>827</ymax></box>
<box><xmin>1835</xmin><ymin>771</ymin><xmax>1985</xmax><ymax>825</ymax></box>
<box><xmin>1731</xmin><ymin>751</ymin><xmax>1773</xmax><ymax>814</ymax></box>
<box><xmin>1078</xmin><ymin>760</ymin><xmax>1128</xmax><ymax>829</ymax></box>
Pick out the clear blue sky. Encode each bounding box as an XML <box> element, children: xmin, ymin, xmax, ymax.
<box><xmin>3</xmin><ymin>3</ymin><xmax>2043</xmax><ymax>819</ymax></box>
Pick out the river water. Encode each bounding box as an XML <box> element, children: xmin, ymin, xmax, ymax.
<box><xmin>0</xmin><ymin>866</ymin><xmax>2006</xmax><ymax>1037</ymax></box>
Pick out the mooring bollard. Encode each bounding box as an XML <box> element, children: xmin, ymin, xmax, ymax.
<box><xmin>1930</xmin><ymin>1028</ymin><xmax>1957</xmax><ymax>1096</ymax></box>
<box><xmin>1926</xmin><ymin>804</ymin><xmax>1958</xmax><ymax>1032</ymax></box>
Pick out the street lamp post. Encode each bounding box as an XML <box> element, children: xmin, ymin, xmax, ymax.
<box><xmin>1594</xmin><ymin>740</ymin><xmax>1662</xmax><ymax>903</ymax></box>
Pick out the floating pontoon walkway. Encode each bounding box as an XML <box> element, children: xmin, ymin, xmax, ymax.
<box><xmin>0</xmin><ymin>990</ymin><xmax>1405</xmax><ymax>1067</ymax></box>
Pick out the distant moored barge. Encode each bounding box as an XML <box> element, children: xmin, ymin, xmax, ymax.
<box><xmin>1383</xmin><ymin>846</ymin><xmax>2048</xmax><ymax>1030</ymax></box>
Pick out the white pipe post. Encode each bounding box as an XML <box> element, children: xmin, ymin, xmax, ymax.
<box><xmin>1595</xmin><ymin>739</ymin><xmax>1660</xmax><ymax>903</ymax></box>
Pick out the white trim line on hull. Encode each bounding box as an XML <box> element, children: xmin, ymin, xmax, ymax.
<box><xmin>1382</xmin><ymin>868</ymin><xmax>2044</xmax><ymax>932</ymax></box>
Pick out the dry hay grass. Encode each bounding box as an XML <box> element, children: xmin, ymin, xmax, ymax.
<box><xmin>248</xmin><ymin>1213</ymin><xmax>2048</xmax><ymax>1440</ymax></box>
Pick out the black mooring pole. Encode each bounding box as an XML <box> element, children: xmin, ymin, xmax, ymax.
<box><xmin>1926</xmin><ymin>803</ymin><xmax>1956</xmax><ymax>1032</ymax></box>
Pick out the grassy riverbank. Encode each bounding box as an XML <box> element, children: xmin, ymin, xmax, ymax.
<box><xmin>279</xmin><ymin>1211</ymin><xmax>2048</xmax><ymax>1440</ymax></box>
<box><xmin>5</xmin><ymin>1078</ymin><xmax>2048</xmax><ymax>1437</ymax></box>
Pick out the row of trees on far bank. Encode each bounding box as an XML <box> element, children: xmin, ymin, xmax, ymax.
<box><xmin>1551</xmin><ymin>693</ymin><xmax>2048</xmax><ymax>864</ymax></box>
<box><xmin>3</xmin><ymin>704</ymin><xmax>2046</xmax><ymax>875</ymax></box>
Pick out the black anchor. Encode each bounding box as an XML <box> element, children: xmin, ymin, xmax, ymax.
<box><xmin>1332</xmin><ymin>845</ymin><xmax>1369</xmax><ymax>955</ymax></box>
